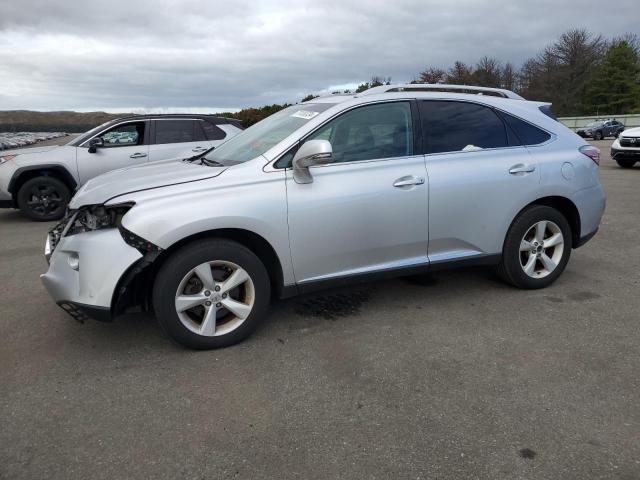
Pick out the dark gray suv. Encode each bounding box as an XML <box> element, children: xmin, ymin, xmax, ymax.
<box><xmin>577</xmin><ymin>120</ymin><xmax>625</xmax><ymax>140</ymax></box>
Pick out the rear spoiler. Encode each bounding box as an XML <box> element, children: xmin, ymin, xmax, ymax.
<box><xmin>535</xmin><ymin>103</ymin><xmax>557</xmax><ymax>121</ymax></box>
<box><xmin>224</xmin><ymin>118</ymin><xmax>244</xmax><ymax>130</ymax></box>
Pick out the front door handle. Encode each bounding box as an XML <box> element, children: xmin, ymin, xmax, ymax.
<box><xmin>130</xmin><ymin>152</ymin><xmax>148</xmax><ymax>159</ymax></box>
<box><xmin>393</xmin><ymin>176</ymin><xmax>425</xmax><ymax>188</ymax></box>
<box><xmin>192</xmin><ymin>146</ymin><xmax>208</xmax><ymax>153</ymax></box>
<box><xmin>509</xmin><ymin>164</ymin><xmax>536</xmax><ymax>174</ymax></box>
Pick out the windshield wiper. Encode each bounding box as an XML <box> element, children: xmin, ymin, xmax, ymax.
<box><xmin>200</xmin><ymin>157</ymin><xmax>224</xmax><ymax>167</ymax></box>
<box><xmin>182</xmin><ymin>146</ymin><xmax>215</xmax><ymax>163</ymax></box>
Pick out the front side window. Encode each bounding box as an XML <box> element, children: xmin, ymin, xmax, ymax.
<box><xmin>100</xmin><ymin>122</ymin><xmax>145</xmax><ymax>147</ymax></box>
<box><xmin>155</xmin><ymin>120</ymin><xmax>196</xmax><ymax>144</ymax></box>
<box><xmin>420</xmin><ymin>101</ymin><xmax>508</xmax><ymax>154</ymax></box>
<box><xmin>205</xmin><ymin>103</ymin><xmax>335</xmax><ymax>166</ymax></box>
<box><xmin>303</xmin><ymin>102</ymin><xmax>414</xmax><ymax>164</ymax></box>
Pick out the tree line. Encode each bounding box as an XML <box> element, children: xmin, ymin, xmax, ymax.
<box><xmin>219</xmin><ymin>29</ymin><xmax>640</xmax><ymax>127</ymax></box>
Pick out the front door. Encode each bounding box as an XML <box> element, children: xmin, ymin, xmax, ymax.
<box><xmin>285</xmin><ymin>101</ymin><xmax>429</xmax><ymax>285</ymax></box>
<box><xmin>76</xmin><ymin>120</ymin><xmax>149</xmax><ymax>184</ymax></box>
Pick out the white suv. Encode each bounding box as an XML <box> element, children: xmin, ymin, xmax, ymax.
<box><xmin>611</xmin><ymin>127</ymin><xmax>640</xmax><ymax>168</ymax></box>
<box><xmin>0</xmin><ymin>115</ymin><xmax>242</xmax><ymax>220</ymax></box>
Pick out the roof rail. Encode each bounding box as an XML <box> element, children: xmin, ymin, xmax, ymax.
<box><xmin>357</xmin><ymin>83</ymin><xmax>524</xmax><ymax>100</ymax></box>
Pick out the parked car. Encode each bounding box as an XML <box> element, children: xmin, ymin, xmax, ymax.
<box><xmin>0</xmin><ymin>115</ymin><xmax>243</xmax><ymax>220</ymax></box>
<box><xmin>611</xmin><ymin>127</ymin><xmax>640</xmax><ymax>168</ymax></box>
<box><xmin>576</xmin><ymin>119</ymin><xmax>625</xmax><ymax>140</ymax></box>
<box><xmin>41</xmin><ymin>84</ymin><xmax>605</xmax><ymax>349</ymax></box>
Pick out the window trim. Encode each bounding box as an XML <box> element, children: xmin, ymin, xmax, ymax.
<box><xmin>272</xmin><ymin>99</ymin><xmax>421</xmax><ymax>169</ymax></box>
<box><xmin>79</xmin><ymin>120</ymin><xmax>149</xmax><ymax>148</ymax></box>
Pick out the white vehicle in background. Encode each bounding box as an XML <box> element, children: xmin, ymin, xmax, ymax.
<box><xmin>0</xmin><ymin>115</ymin><xmax>243</xmax><ymax>220</ymax></box>
<box><xmin>611</xmin><ymin>127</ymin><xmax>640</xmax><ymax>168</ymax></box>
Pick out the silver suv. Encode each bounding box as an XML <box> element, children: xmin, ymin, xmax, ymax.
<box><xmin>41</xmin><ymin>84</ymin><xmax>606</xmax><ymax>349</ymax></box>
<box><xmin>0</xmin><ymin>115</ymin><xmax>242</xmax><ymax>220</ymax></box>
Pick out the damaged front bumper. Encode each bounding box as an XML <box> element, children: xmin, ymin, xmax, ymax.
<box><xmin>41</xmin><ymin>227</ymin><xmax>144</xmax><ymax>322</ymax></box>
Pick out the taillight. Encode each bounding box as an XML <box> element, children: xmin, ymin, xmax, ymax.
<box><xmin>579</xmin><ymin>145</ymin><xmax>600</xmax><ymax>165</ymax></box>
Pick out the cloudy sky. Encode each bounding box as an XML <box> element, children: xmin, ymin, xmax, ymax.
<box><xmin>0</xmin><ymin>0</ymin><xmax>637</xmax><ymax>112</ymax></box>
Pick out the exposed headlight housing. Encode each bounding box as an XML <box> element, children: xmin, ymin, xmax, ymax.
<box><xmin>65</xmin><ymin>203</ymin><xmax>134</xmax><ymax>236</ymax></box>
<box><xmin>47</xmin><ymin>203</ymin><xmax>161</xmax><ymax>258</ymax></box>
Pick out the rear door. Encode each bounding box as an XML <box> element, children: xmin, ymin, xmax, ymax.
<box><xmin>420</xmin><ymin>100</ymin><xmax>542</xmax><ymax>263</ymax></box>
<box><xmin>603</xmin><ymin>121</ymin><xmax>613</xmax><ymax>137</ymax></box>
<box><xmin>76</xmin><ymin>120</ymin><xmax>150</xmax><ymax>183</ymax></box>
<box><xmin>147</xmin><ymin>119</ymin><xmax>214</xmax><ymax>162</ymax></box>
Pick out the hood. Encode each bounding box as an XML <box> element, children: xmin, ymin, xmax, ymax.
<box><xmin>70</xmin><ymin>160</ymin><xmax>226</xmax><ymax>208</ymax></box>
<box><xmin>1</xmin><ymin>145</ymin><xmax>64</xmax><ymax>157</ymax></box>
<box><xmin>620</xmin><ymin>127</ymin><xmax>640</xmax><ymax>138</ymax></box>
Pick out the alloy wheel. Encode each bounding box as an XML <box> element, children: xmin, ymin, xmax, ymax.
<box><xmin>174</xmin><ymin>260</ymin><xmax>255</xmax><ymax>337</ymax></box>
<box><xmin>27</xmin><ymin>184</ymin><xmax>64</xmax><ymax>217</ymax></box>
<box><xmin>519</xmin><ymin>220</ymin><xmax>565</xmax><ymax>279</ymax></box>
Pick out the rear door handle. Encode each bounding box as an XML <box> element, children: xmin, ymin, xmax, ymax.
<box><xmin>192</xmin><ymin>146</ymin><xmax>208</xmax><ymax>153</ymax></box>
<box><xmin>393</xmin><ymin>176</ymin><xmax>425</xmax><ymax>188</ymax></box>
<box><xmin>509</xmin><ymin>164</ymin><xmax>536</xmax><ymax>174</ymax></box>
<box><xmin>129</xmin><ymin>152</ymin><xmax>148</xmax><ymax>159</ymax></box>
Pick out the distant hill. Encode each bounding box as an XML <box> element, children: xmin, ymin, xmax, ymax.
<box><xmin>0</xmin><ymin>111</ymin><xmax>132</xmax><ymax>133</ymax></box>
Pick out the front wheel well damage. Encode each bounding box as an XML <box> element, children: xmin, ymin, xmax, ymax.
<box><xmin>112</xmin><ymin>228</ymin><xmax>286</xmax><ymax>317</ymax></box>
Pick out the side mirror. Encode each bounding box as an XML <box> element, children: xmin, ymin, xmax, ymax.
<box><xmin>88</xmin><ymin>137</ymin><xmax>104</xmax><ymax>154</ymax></box>
<box><xmin>292</xmin><ymin>139</ymin><xmax>333</xmax><ymax>184</ymax></box>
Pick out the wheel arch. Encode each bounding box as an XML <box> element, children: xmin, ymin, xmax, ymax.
<box><xmin>114</xmin><ymin>227</ymin><xmax>291</xmax><ymax>317</ymax></box>
<box><xmin>513</xmin><ymin>196</ymin><xmax>581</xmax><ymax>248</ymax></box>
<box><xmin>8</xmin><ymin>165</ymin><xmax>77</xmax><ymax>200</ymax></box>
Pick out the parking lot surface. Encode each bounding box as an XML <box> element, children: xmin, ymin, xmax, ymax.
<box><xmin>1</xmin><ymin>140</ymin><xmax>639</xmax><ymax>479</ymax></box>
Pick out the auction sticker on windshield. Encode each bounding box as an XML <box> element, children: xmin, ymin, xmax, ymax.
<box><xmin>291</xmin><ymin>110</ymin><xmax>320</xmax><ymax>120</ymax></box>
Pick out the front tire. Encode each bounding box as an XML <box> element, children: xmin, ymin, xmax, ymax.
<box><xmin>594</xmin><ymin>130</ymin><xmax>603</xmax><ymax>140</ymax></box>
<box><xmin>616</xmin><ymin>158</ymin><xmax>636</xmax><ymax>168</ymax></box>
<box><xmin>152</xmin><ymin>239</ymin><xmax>271</xmax><ymax>349</ymax></box>
<box><xmin>498</xmin><ymin>205</ymin><xmax>572</xmax><ymax>289</ymax></box>
<box><xmin>16</xmin><ymin>176</ymin><xmax>70</xmax><ymax>221</ymax></box>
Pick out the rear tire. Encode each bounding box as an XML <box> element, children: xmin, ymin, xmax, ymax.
<box><xmin>498</xmin><ymin>205</ymin><xmax>572</xmax><ymax>289</ymax></box>
<box><xmin>16</xmin><ymin>176</ymin><xmax>70</xmax><ymax>221</ymax></box>
<box><xmin>152</xmin><ymin>239</ymin><xmax>271</xmax><ymax>349</ymax></box>
<box><xmin>616</xmin><ymin>159</ymin><xmax>636</xmax><ymax>168</ymax></box>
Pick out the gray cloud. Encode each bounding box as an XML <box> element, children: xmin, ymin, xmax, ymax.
<box><xmin>0</xmin><ymin>0</ymin><xmax>637</xmax><ymax>111</ymax></box>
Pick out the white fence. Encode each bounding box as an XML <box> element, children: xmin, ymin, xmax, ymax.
<box><xmin>559</xmin><ymin>114</ymin><xmax>640</xmax><ymax>131</ymax></box>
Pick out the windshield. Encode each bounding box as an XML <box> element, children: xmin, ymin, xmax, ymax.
<box><xmin>68</xmin><ymin>121</ymin><xmax>115</xmax><ymax>146</ymax></box>
<box><xmin>204</xmin><ymin>103</ymin><xmax>335</xmax><ymax>165</ymax></box>
<box><xmin>585</xmin><ymin>121</ymin><xmax>603</xmax><ymax>128</ymax></box>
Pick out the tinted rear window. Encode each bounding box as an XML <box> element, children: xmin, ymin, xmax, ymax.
<box><xmin>155</xmin><ymin>120</ymin><xmax>195</xmax><ymax>144</ymax></box>
<box><xmin>501</xmin><ymin>113</ymin><xmax>551</xmax><ymax>146</ymax></box>
<box><xmin>200</xmin><ymin>121</ymin><xmax>226</xmax><ymax>141</ymax></box>
<box><xmin>420</xmin><ymin>101</ymin><xmax>509</xmax><ymax>154</ymax></box>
